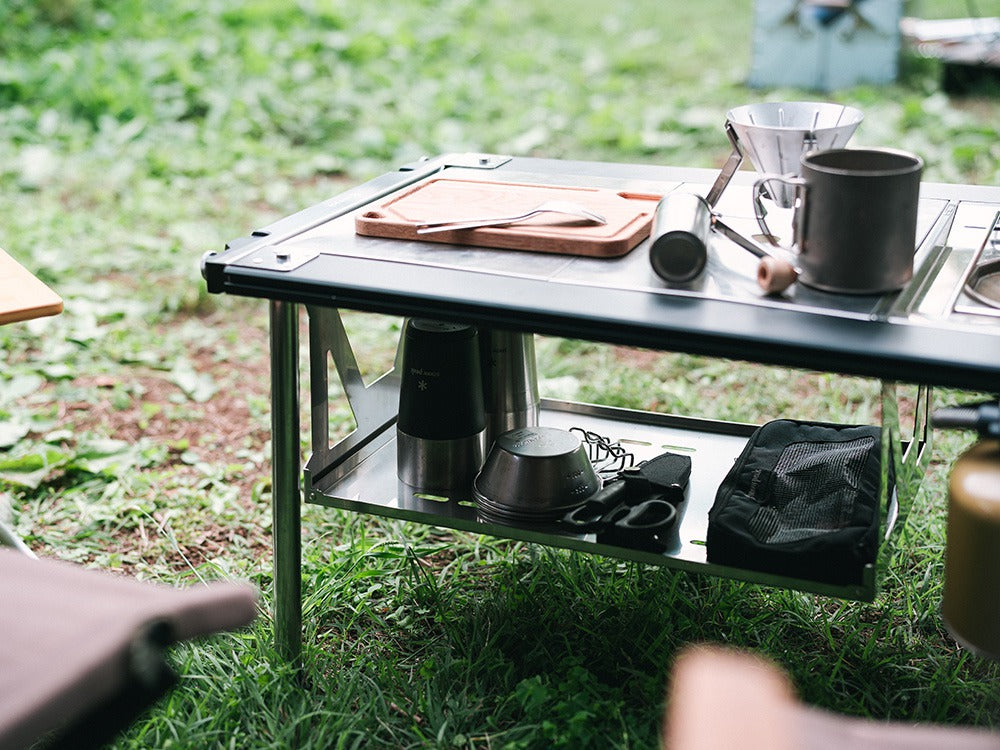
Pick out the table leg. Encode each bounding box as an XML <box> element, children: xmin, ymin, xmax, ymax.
<box><xmin>270</xmin><ymin>300</ymin><xmax>301</xmax><ymax>662</ymax></box>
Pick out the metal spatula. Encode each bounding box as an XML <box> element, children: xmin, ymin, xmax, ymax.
<box><xmin>416</xmin><ymin>200</ymin><xmax>607</xmax><ymax>233</ymax></box>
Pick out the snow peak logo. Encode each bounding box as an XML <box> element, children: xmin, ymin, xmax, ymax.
<box><xmin>409</xmin><ymin>367</ymin><xmax>440</xmax><ymax>378</ymax></box>
<box><xmin>747</xmin><ymin>468</ymin><xmax>764</xmax><ymax>501</ymax></box>
<box><xmin>510</xmin><ymin>432</ymin><xmax>541</xmax><ymax>450</ymax></box>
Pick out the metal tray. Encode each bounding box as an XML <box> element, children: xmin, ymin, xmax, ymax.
<box><xmin>305</xmin><ymin>399</ymin><xmax>885</xmax><ymax>601</ymax></box>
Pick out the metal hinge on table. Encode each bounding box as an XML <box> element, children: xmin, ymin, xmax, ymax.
<box><xmin>233</xmin><ymin>243</ymin><xmax>322</xmax><ymax>273</ymax></box>
<box><xmin>398</xmin><ymin>152</ymin><xmax>512</xmax><ymax>171</ymax></box>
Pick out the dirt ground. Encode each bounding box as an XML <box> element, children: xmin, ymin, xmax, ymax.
<box><xmin>45</xmin><ymin>309</ymin><xmax>282</xmax><ymax>572</ymax></box>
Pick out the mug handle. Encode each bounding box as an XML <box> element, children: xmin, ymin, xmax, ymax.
<box><xmin>753</xmin><ymin>174</ymin><xmax>806</xmax><ymax>247</ymax></box>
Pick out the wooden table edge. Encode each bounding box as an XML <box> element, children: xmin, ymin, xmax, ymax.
<box><xmin>0</xmin><ymin>247</ymin><xmax>63</xmax><ymax>325</ymax></box>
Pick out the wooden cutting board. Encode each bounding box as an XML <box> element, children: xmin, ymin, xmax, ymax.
<box><xmin>355</xmin><ymin>178</ymin><xmax>661</xmax><ymax>257</ymax></box>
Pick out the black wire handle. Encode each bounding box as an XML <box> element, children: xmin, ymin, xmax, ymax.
<box><xmin>570</xmin><ymin>427</ymin><xmax>635</xmax><ymax>477</ymax></box>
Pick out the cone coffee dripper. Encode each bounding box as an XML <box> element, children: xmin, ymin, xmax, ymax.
<box><xmin>718</xmin><ymin>101</ymin><xmax>864</xmax><ymax>208</ymax></box>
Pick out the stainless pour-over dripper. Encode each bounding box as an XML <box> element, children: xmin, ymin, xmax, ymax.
<box><xmin>708</xmin><ymin>101</ymin><xmax>864</xmax><ymax>208</ymax></box>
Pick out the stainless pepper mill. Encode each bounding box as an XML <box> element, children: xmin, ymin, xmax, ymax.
<box><xmin>479</xmin><ymin>328</ymin><xmax>540</xmax><ymax>450</ymax></box>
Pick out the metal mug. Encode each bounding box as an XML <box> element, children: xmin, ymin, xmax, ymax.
<box><xmin>753</xmin><ymin>148</ymin><xmax>924</xmax><ymax>294</ymax></box>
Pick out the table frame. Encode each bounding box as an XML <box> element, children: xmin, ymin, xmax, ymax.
<box><xmin>203</xmin><ymin>155</ymin><xmax>1000</xmax><ymax>661</ymax></box>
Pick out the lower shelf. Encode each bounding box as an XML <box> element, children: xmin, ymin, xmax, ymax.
<box><xmin>306</xmin><ymin>400</ymin><xmax>879</xmax><ymax>601</ymax></box>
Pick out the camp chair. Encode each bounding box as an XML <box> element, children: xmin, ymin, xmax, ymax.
<box><xmin>0</xmin><ymin>549</ymin><xmax>257</xmax><ymax>750</ymax></box>
<box><xmin>663</xmin><ymin>644</ymin><xmax>1000</xmax><ymax>750</ymax></box>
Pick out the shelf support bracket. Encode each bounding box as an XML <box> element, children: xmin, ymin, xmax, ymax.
<box><xmin>880</xmin><ymin>380</ymin><xmax>933</xmax><ymax>542</ymax></box>
<box><xmin>305</xmin><ymin>307</ymin><xmax>401</xmax><ymax>492</ymax></box>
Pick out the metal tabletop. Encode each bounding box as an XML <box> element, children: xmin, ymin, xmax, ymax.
<box><xmin>205</xmin><ymin>154</ymin><xmax>1000</xmax><ymax>392</ymax></box>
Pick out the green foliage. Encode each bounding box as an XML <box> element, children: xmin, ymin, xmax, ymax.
<box><xmin>2</xmin><ymin>0</ymin><xmax>996</xmax><ymax>188</ymax></box>
<box><xmin>2</xmin><ymin>0</ymin><xmax>998</xmax><ymax>747</ymax></box>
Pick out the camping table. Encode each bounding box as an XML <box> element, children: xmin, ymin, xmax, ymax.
<box><xmin>202</xmin><ymin>154</ymin><xmax>1000</xmax><ymax>660</ymax></box>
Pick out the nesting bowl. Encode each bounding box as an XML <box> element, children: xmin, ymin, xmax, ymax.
<box><xmin>473</xmin><ymin>426</ymin><xmax>601</xmax><ymax>523</ymax></box>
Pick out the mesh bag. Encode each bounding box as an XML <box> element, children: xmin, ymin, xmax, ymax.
<box><xmin>707</xmin><ymin>419</ymin><xmax>886</xmax><ymax>585</ymax></box>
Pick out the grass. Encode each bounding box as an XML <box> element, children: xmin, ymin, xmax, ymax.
<box><xmin>2</xmin><ymin>0</ymin><xmax>999</xmax><ymax>747</ymax></box>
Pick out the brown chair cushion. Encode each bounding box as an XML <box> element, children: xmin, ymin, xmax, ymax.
<box><xmin>0</xmin><ymin>549</ymin><xmax>257</xmax><ymax>749</ymax></box>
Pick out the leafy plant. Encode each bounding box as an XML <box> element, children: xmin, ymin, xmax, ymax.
<box><xmin>1</xmin><ymin>0</ymin><xmax>998</xmax><ymax>747</ymax></box>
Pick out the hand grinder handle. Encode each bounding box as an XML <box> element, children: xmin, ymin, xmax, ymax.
<box><xmin>710</xmin><ymin>216</ymin><xmax>798</xmax><ymax>295</ymax></box>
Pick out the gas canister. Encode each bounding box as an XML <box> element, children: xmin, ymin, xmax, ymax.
<box><xmin>934</xmin><ymin>400</ymin><xmax>1000</xmax><ymax>659</ymax></box>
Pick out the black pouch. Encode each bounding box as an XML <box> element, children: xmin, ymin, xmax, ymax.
<box><xmin>707</xmin><ymin>419</ymin><xmax>887</xmax><ymax>585</ymax></box>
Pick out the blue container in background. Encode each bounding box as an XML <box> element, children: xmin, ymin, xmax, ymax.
<box><xmin>748</xmin><ymin>0</ymin><xmax>902</xmax><ymax>91</ymax></box>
